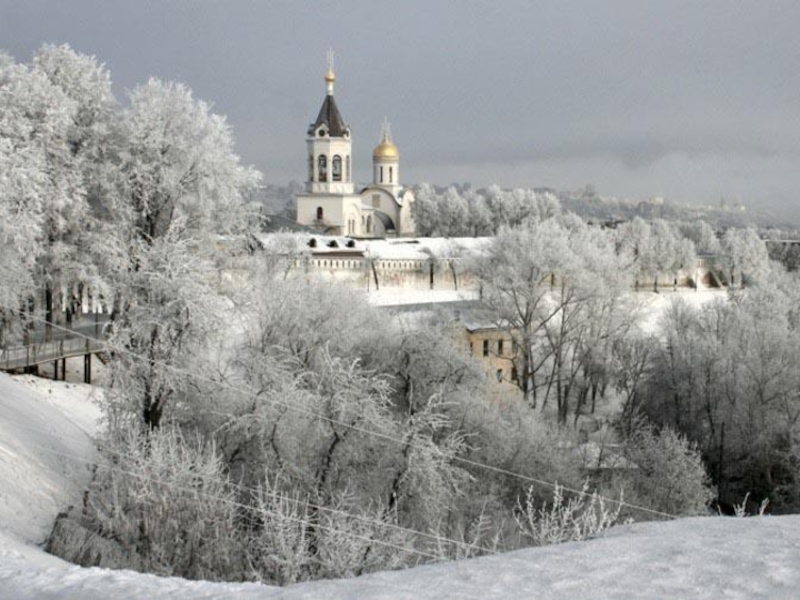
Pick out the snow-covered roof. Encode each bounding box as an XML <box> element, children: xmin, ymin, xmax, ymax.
<box><xmin>255</xmin><ymin>234</ymin><xmax>492</xmax><ymax>260</ymax></box>
<box><xmin>363</xmin><ymin>237</ymin><xmax>491</xmax><ymax>260</ymax></box>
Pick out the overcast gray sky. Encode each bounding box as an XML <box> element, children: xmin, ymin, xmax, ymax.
<box><xmin>2</xmin><ymin>1</ymin><xmax>799</xmax><ymax>222</ymax></box>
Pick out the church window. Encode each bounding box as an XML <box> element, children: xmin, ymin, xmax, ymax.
<box><xmin>483</xmin><ymin>340</ymin><xmax>489</xmax><ymax>357</ymax></box>
<box><xmin>389</xmin><ymin>166</ymin><xmax>393</xmax><ymax>183</ymax></box>
<box><xmin>498</xmin><ymin>339</ymin><xmax>504</xmax><ymax>356</ymax></box>
<box><xmin>318</xmin><ymin>155</ymin><xmax>327</xmax><ymax>182</ymax></box>
<box><xmin>380</xmin><ymin>166</ymin><xmax>384</xmax><ymax>183</ymax></box>
<box><xmin>308</xmin><ymin>155</ymin><xmax>314</xmax><ymax>181</ymax></box>
<box><xmin>316</xmin><ymin>206</ymin><xmax>324</xmax><ymax>221</ymax></box>
<box><xmin>346</xmin><ymin>155</ymin><xmax>351</xmax><ymax>181</ymax></box>
<box><xmin>366</xmin><ymin>215</ymin><xmax>372</xmax><ymax>233</ymax></box>
<box><xmin>511</xmin><ymin>366</ymin><xmax>518</xmax><ymax>383</ymax></box>
<box><xmin>332</xmin><ymin>155</ymin><xmax>342</xmax><ymax>181</ymax></box>
<box><xmin>496</xmin><ymin>369</ymin><xmax>504</xmax><ymax>382</ymax></box>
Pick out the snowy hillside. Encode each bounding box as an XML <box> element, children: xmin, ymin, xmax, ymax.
<box><xmin>2</xmin><ymin>371</ymin><xmax>800</xmax><ymax>598</ymax></box>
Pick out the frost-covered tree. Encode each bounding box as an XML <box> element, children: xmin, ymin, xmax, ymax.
<box><xmin>411</xmin><ymin>184</ymin><xmax>561</xmax><ymax>237</ymax></box>
<box><xmin>720</xmin><ymin>227</ymin><xmax>769</xmax><ymax>288</ymax></box>
<box><xmin>678</xmin><ymin>219</ymin><xmax>720</xmax><ymax>256</ymax></box>
<box><xmin>0</xmin><ymin>45</ymin><xmax>119</xmax><ymax>341</ymax></box>
<box><xmin>31</xmin><ymin>44</ymin><xmax>119</xmax><ymax>323</ymax></box>
<box><xmin>473</xmin><ymin>218</ymin><xmax>633</xmax><ymax>418</ymax></box>
<box><xmin>471</xmin><ymin>220</ymin><xmax>575</xmax><ymax>407</ymax></box>
<box><xmin>615</xmin><ymin>421</ymin><xmax>714</xmax><ymax>517</ymax></box>
<box><xmin>0</xmin><ymin>52</ymin><xmax>82</xmax><ymax>336</ymax></box>
<box><xmin>639</xmin><ymin>280</ymin><xmax>800</xmax><ymax>510</ymax></box>
<box><xmin>105</xmin><ymin>79</ymin><xmax>259</xmax><ymax>430</ymax></box>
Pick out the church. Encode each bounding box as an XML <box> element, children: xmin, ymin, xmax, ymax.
<box><xmin>295</xmin><ymin>55</ymin><xmax>416</xmax><ymax>237</ymax></box>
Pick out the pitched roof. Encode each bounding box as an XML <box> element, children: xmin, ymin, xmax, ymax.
<box><xmin>308</xmin><ymin>95</ymin><xmax>348</xmax><ymax>137</ymax></box>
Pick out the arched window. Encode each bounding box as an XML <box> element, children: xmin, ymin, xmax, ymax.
<box><xmin>316</xmin><ymin>206</ymin><xmax>324</xmax><ymax>221</ymax></box>
<box><xmin>380</xmin><ymin>166</ymin><xmax>384</xmax><ymax>183</ymax></box>
<box><xmin>332</xmin><ymin>155</ymin><xmax>342</xmax><ymax>181</ymax></box>
<box><xmin>318</xmin><ymin>155</ymin><xmax>327</xmax><ymax>182</ymax></box>
<box><xmin>389</xmin><ymin>166</ymin><xmax>393</xmax><ymax>183</ymax></box>
<box><xmin>366</xmin><ymin>215</ymin><xmax>372</xmax><ymax>233</ymax></box>
<box><xmin>346</xmin><ymin>155</ymin><xmax>351</xmax><ymax>182</ymax></box>
<box><xmin>308</xmin><ymin>155</ymin><xmax>314</xmax><ymax>181</ymax></box>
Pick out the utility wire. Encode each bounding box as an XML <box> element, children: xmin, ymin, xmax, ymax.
<box><xmin>12</xmin><ymin>312</ymin><xmax>679</xmax><ymax>521</ymax></box>
<box><xmin>18</xmin><ymin>434</ymin><xmax>446</xmax><ymax>563</ymax></box>
<box><xmin>2</xmin><ymin>414</ymin><xmax>496</xmax><ymax>556</ymax></box>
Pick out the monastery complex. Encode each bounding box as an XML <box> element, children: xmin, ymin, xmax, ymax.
<box><xmin>296</xmin><ymin>53</ymin><xmax>416</xmax><ymax>237</ymax></box>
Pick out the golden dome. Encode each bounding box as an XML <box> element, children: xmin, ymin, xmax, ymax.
<box><xmin>373</xmin><ymin>139</ymin><xmax>400</xmax><ymax>160</ymax></box>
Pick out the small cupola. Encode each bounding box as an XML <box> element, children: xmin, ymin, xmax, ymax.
<box><xmin>373</xmin><ymin>119</ymin><xmax>400</xmax><ymax>160</ymax></box>
<box><xmin>372</xmin><ymin>118</ymin><xmax>400</xmax><ymax>190</ymax></box>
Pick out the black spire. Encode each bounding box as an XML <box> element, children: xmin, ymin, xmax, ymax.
<box><xmin>308</xmin><ymin>95</ymin><xmax>348</xmax><ymax>137</ymax></box>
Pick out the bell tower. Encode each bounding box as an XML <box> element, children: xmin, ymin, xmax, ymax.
<box><xmin>307</xmin><ymin>49</ymin><xmax>354</xmax><ymax>195</ymax></box>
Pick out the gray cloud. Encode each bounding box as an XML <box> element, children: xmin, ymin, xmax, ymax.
<box><xmin>1</xmin><ymin>0</ymin><xmax>798</xmax><ymax>222</ymax></box>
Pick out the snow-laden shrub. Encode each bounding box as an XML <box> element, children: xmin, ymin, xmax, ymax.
<box><xmin>620</xmin><ymin>424</ymin><xmax>714</xmax><ymax>517</ymax></box>
<box><xmin>514</xmin><ymin>481</ymin><xmax>623</xmax><ymax>546</ymax></box>
<box><xmin>86</xmin><ymin>427</ymin><xmax>244</xmax><ymax>581</ymax></box>
<box><xmin>242</xmin><ymin>478</ymin><xmax>417</xmax><ymax>585</ymax></box>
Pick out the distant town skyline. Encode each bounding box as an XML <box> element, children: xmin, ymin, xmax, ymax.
<box><xmin>2</xmin><ymin>0</ymin><xmax>798</xmax><ymax>223</ymax></box>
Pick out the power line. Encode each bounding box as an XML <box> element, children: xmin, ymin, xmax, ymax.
<box><xmin>13</xmin><ymin>312</ymin><xmax>679</xmax><ymax>520</ymax></box>
<box><xmin>4</xmin><ymin>414</ymin><xmax>497</xmax><ymax>556</ymax></box>
<box><xmin>19</xmin><ymin>434</ymin><xmax>446</xmax><ymax>563</ymax></box>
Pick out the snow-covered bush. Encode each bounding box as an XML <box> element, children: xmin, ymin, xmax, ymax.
<box><xmin>514</xmin><ymin>482</ymin><xmax>623</xmax><ymax>546</ymax></box>
<box><xmin>619</xmin><ymin>423</ymin><xmax>714</xmax><ymax>517</ymax></box>
<box><xmin>86</xmin><ymin>427</ymin><xmax>244</xmax><ymax>580</ymax></box>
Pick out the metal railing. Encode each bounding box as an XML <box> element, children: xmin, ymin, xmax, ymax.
<box><xmin>0</xmin><ymin>336</ymin><xmax>106</xmax><ymax>371</ymax></box>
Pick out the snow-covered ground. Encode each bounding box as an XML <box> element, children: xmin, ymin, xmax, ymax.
<box><xmin>633</xmin><ymin>288</ymin><xmax>727</xmax><ymax>335</ymax></box>
<box><xmin>5</xmin><ymin>289</ymin><xmax>800</xmax><ymax>599</ymax></box>
<box><xmin>365</xmin><ymin>287</ymin><xmax>478</xmax><ymax>306</ymax></box>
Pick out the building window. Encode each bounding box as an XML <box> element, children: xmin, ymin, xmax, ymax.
<box><xmin>380</xmin><ymin>166</ymin><xmax>384</xmax><ymax>183</ymax></box>
<box><xmin>316</xmin><ymin>206</ymin><xmax>324</xmax><ymax>221</ymax></box>
<box><xmin>318</xmin><ymin>155</ymin><xmax>327</xmax><ymax>182</ymax></box>
<box><xmin>346</xmin><ymin>155</ymin><xmax>351</xmax><ymax>182</ymax></box>
<box><xmin>483</xmin><ymin>340</ymin><xmax>489</xmax><ymax>357</ymax></box>
<box><xmin>366</xmin><ymin>215</ymin><xmax>372</xmax><ymax>234</ymax></box>
<box><xmin>512</xmin><ymin>339</ymin><xmax>518</xmax><ymax>355</ymax></box>
<box><xmin>308</xmin><ymin>155</ymin><xmax>314</xmax><ymax>181</ymax></box>
<box><xmin>498</xmin><ymin>339</ymin><xmax>504</xmax><ymax>356</ymax></box>
<box><xmin>511</xmin><ymin>366</ymin><xmax>518</xmax><ymax>383</ymax></box>
<box><xmin>389</xmin><ymin>166</ymin><xmax>393</xmax><ymax>183</ymax></box>
<box><xmin>469</xmin><ymin>341</ymin><xmax>474</xmax><ymax>355</ymax></box>
<box><xmin>332</xmin><ymin>155</ymin><xmax>342</xmax><ymax>181</ymax></box>
<box><xmin>496</xmin><ymin>369</ymin><xmax>503</xmax><ymax>382</ymax></box>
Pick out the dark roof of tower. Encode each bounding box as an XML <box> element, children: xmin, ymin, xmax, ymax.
<box><xmin>308</xmin><ymin>95</ymin><xmax>348</xmax><ymax>137</ymax></box>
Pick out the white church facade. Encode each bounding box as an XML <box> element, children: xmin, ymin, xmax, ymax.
<box><xmin>296</xmin><ymin>56</ymin><xmax>415</xmax><ymax>237</ymax></box>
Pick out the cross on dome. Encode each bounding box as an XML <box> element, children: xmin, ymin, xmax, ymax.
<box><xmin>381</xmin><ymin>117</ymin><xmax>393</xmax><ymax>143</ymax></box>
<box><xmin>373</xmin><ymin>117</ymin><xmax>399</xmax><ymax>160</ymax></box>
<box><xmin>324</xmin><ymin>47</ymin><xmax>336</xmax><ymax>92</ymax></box>
<box><xmin>327</xmin><ymin>48</ymin><xmax>335</xmax><ymax>74</ymax></box>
